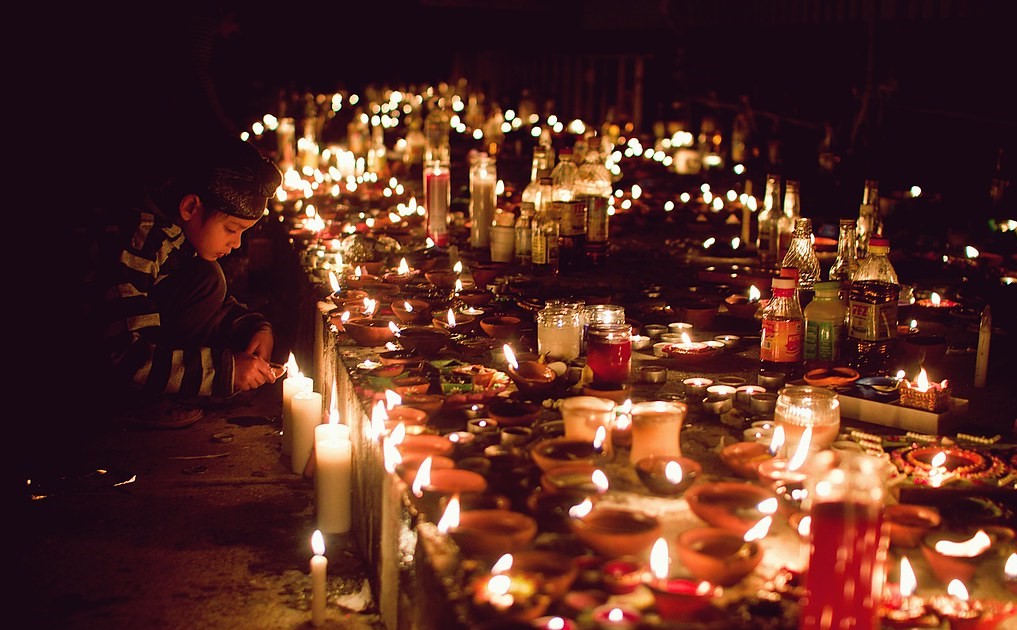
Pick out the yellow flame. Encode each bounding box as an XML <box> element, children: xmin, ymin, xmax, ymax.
<box><xmin>749</xmin><ymin>285</ymin><xmax>761</xmax><ymax>301</ymax></box>
<box><xmin>437</xmin><ymin>496</ymin><xmax>460</xmax><ymax>533</ymax></box>
<box><xmin>593</xmin><ymin>425</ymin><xmax>607</xmax><ymax>450</ymax></box>
<box><xmin>757</xmin><ymin>498</ymin><xmax>778</xmax><ymax>515</ymax></box>
<box><xmin>403</xmin><ymin>300</ymin><xmax>413</xmax><ymax>312</ymax></box>
<box><xmin>411</xmin><ymin>456</ymin><xmax>433</xmax><ymax>497</ymax></box>
<box><xmin>786</xmin><ymin>426</ymin><xmax>812</xmax><ymax>471</ymax></box>
<box><xmin>370</xmin><ymin>400</ymin><xmax>389</xmax><ymax>440</ymax></box>
<box><xmin>900</xmin><ymin>556</ymin><xmax>917</xmax><ymax>597</ymax></box>
<box><xmin>592</xmin><ymin>469</ymin><xmax>609</xmax><ymax>493</ymax></box>
<box><xmin>568</xmin><ymin>498</ymin><xmax>593</xmax><ymax>518</ymax></box>
<box><xmin>492</xmin><ymin>553</ymin><xmax>513</xmax><ymax>574</ymax></box>
<box><xmin>934</xmin><ymin>530</ymin><xmax>991</xmax><ymax>557</ymax></box>
<box><xmin>1005</xmin><ymin>552</ymin><xmax>1017</xmax><ymax>579</ymax></box>
<box><xmin>286</xmin><ymin>353</ymin><xmax>301</xmax><ymax>377</ymax></box>
<box><xmin>447</xmin><ymin>310</ymin><xmax>457</xmax><ymax>326</ymax></box>
<box><xmin>398</xmin><ymin>258</ymin><xmax>410</xmax><ymax>274</ymax></box>
<box><xmin>930</xmin><ymin>292</ymin><xmax>941</xmax><ymax>306</ymax></box>
<box><xmin>744</xmin><ymin>515</ymin><xmax>773</xmax><ymax>541</ymax></box>
<box><xmin>947</xmin><ymin>579</ymin><xmax>969</xmax><ymax>601</ymax></box>
<box><xmin>664</xmin><ymin>460</ymin><xmax>683</xmax><ymax>484</ymax></box>
<box><xmin>329</xmin><ymin>270</ymin><xmax>341</xmax><ymax>292</ymax></box>
<box><xmin>455</xmin><ymin>278</ymin><xmax>464</xmax><ymax>293</ymax></box>
<box><xmin>769</xmin><ymin>425</ymin><xmax>785</xmax><ymax>456</ymax></box>
<box><xmin>453</xmin><ymin>261</ymin><xmax>463</xmax><ymax>274</ymax></box>
<box><xmin>680</xmin><ymin>331</ymin><xmax>693</xmax><ymax>345</ymax></box>
<box><xmin>385</xmin><ymin>389</ymin><xmax>402</xmax><ymax>409</ymax></box>
<box><xmin>388</xmin><ymin>321</ymin><xmax>400</xmax><ymax>335</ymax></box>
<box><xmin>311</xmin><ymin>530</ymin><xmax>325</xmax><ymax>556</ymax></box>
<box><xmin>650</xmin><ymin>537</ymin><xmax>670</xmax><ymax>580</ymax></box>
<box><xmin>931</xmin><ymin>451</ymin><xmax>947</xmax><ymax>468</ymax></box>
<box><xmin>608</xmin><ymin>609</ymin><xmax>624</xmax><ymax>622</ymax></box>
<box><xmin>797</xmin><ymin>515</ymin><xmax>811</xmax><ymax>537</ymax></box>
<box><xmin>383</xmin><ymin>436</ymin><xmax>402</xmax><ymax>473</ymax></box>
<box><xmin>503</xmin><ymin>344</ymin><xmax>519</xmax><ymax>371</ymax></box>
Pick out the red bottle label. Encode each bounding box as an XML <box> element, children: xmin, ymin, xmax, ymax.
<box><xmin>761</xmin><ymin>319</ymin><xmax>803</xmax><ymax>362</ymax></box>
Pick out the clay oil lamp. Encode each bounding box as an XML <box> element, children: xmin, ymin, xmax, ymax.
<box><xmin>378</xmin><ymin>348</ymin><xmax>422</xmax><ymax>366</ymax></box>
<box><xmin>397</xmin><ymin>433</ymin><xmax>455</xmax><ymax>460</ymax></box>
<box><xmin>503</xmin><ymin>344</ymin><xmax>557</xmax><ymax>398</ymax></box>
<box><xmin>880</xmin><ymin>556</ymin><xmax>936</xmax><ymax>629</ymax></box>
<box><xmin>391</xmin><ymin>299</ymin><xmax>430</xmax><ymax>324</ymax></box>
<box><xmin>486</xmin><ymin>398</ymin><xmax>541</xmax><ymax>428</ymax></box>
<box><xmin>677</xmin><ymin>299</ymin><xmax>719</xmax><ymax>329</ymax></box>
<box><xmin>540</xmin><ymin>464</ymin><xmax>610</xmax><ymax>496</ymax></box>
<box><xmin>479</xmin><ymin>315</ymin><xmax>522</xmax><ymax>340</ymax></box>
<box><xmin>424</xmin><ymin>268</ymin><xmax>458</xmax><ymax>291</ymax></box>
<box><xmin>719</xmin><ymin>441</ymin><xmax>773</xmax><ymax>479</ymax></box>
<box><xmin>915</xmin><ymin>291</ymin><xmax>961</xmax><ymax>321</ymax></box>
<box><xmin>590</xmin><ymin>604</ymin><xmax>642</xmax><ymax>630</ymax></box>
<box><xmin>635</xmin><ymin>455</ymin><xmax>701</xmax><ymax>496</ymax></box>
<box><xmin>928</xmin><ymin>579</ymin><xmax>1017</xmax><ymax>630</ymax></box>
<box><xmin>409</xmin><ymin>456</ymin><xmax>488</xmax><ymax>521</ymax></box>
<box><xmin>530</xmin><ymin>428</ymin><xmax>611</xmax><ymax>473</ymax></box>
<box><xmin>454</xmin><ymin>284</ymin><xmax>494</xmax><ymax>309</ymax></box>
<box><xmin>661</xmin><ymin>332</ymin><xmax>721</xmax><ymax>366</ymax></box>
<box><xmin>395</xmin><ymin>453</ymin><xmax>454</xmax><ymax>486</ymax></box>
<box><xmin>884</xmin><ymin>503</ymin><xmax>942</xmax><ymax>548</ymax></box>
<box><xmin>644</xmin><ymin>537</ymin><xmax>721</xmax><ymax>621</ymax></box>
<box><xmin>724</xmin><ymin>284</ymin><xmax>763</xmax><ymax>319</ymax></box>
<box><xmin>921</xmin><ymin>529</ymin><xmax>993</xmax><ymax>585</ymax></box>
<box><xmin>601</xmin><ymin>555</ymin><xmax>648</xmax><ymax>595</ymax></box>
<box><xmin>683</xmin><ymin>480</ymin><xmax>778</xmax><ymax>536</ymax></box>
<box><xmin>384</xmin><ymin>405</ymin><xmax>427</xmax><ymax>432</ymax></box>
<box><xmin>754</xmin><ymin>427</ymin><xmax>811</xmax><ymax>514</ymax></box>
<box><xmin>342</xmin><ymin>317</ymin><xmax>399</xmax><ymax>347</ymax></box>
<box><xmin>382</xmin><ymin>257</ymin><xmax>419</xmax><ymax>286</ymax></box>
<box><xmin>395</xmin><ymin>325</ymin><xmax>450</xmax><ymax>357</ymax></box>
<box><xmin>674</xmin><ymin>519</ymin><xmax>768</xmax><ymax>586</ymax></box>
<box><xmin>438</xmin><ymin>498</ymin><xmax>538</xmax><ymax>559</ymax></box>
<box><xmin>344</xmin><ymin>265</ymin><xmax>383</xmax><ymax>289</ymax></box>
<box><xmin>899</xmin><ymin>367</ymin><xmax>953</xmax><ymax>414</ymax></box>
<box><xmin>398</xmin><ymin>393</ymin><xmax>444</xmax><ymax>418</ymax></box>
<box><xmin>432</xmin><ymin>308</ymin><xmax>476</xmax><ymax>335</ymax></box>
<box><xmin>509</xmin><ymin>549</ymin><xmax>579</xmax><ymax>602</ymax></box>
<box><xmin>468</xmin><ymin>552</ymin><xmax>550</xmax><ymax>622</ymax></box>
<box><xmin>469</xmin><ymin>262</ymin><xmax>507</xmax><ymax>289</ymax></box>
<box><xmin>567</xmin><ymin>500</ymin><xmax>662</xmax><ymax>559</ymax></box>
<box><xmin>526</xmin><ymin>487</ymin><xmax>596</xmax><ymax>533</ymax></box>
<box><xmin>391</xmin><ymin>374</ymin><xmax>430</xmax><ymax>396</ymax></box>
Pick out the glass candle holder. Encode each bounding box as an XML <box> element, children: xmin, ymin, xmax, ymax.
<box><xmin>583</xmin><ymin>304</ymin><xmax>626</xmax><ymax>350</ymax></box>
<box><xmin>629</xmin><ymin>401</ymin><xmax>687</xmax><ymax>465</ymax></box>
<box><xmin>586</xmin><ymin>323</ymin><xmax>632</xmax><ymax>387</ymax></box>
<box><xmin>537</xmin><ymin>305</ymin><xmax>582</xmax><ymax>362</ymax></box>
<box><xmin>773</xmin><ymin>385</ymin><xmax>841</xmax><ymax>457</ymax></box>
<box><xmin>560</xmin><ymin>395</ymin><xmax>617</xmax><ymax>443</ymax></box>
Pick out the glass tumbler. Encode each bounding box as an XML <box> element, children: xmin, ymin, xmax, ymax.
<box><xmin>773</xmin><ymin>385</ymin><xmax>840</xmax><ymax>457</ymax></box>
<box><xmin>629</xmin><ymin>400</ymin><xmax>688</xmax><ymax>464</ymax></box>
<box><xmin>585</xmin><ymin>323</ymin><xmax>632</xmax><ymax>387</ymax></box>
<box><xmin>560</xmin><ymin>395</ymin><xmax>617</xmax><ymax>443</ymax></box>
<box><xmin>536</xmin><ymin>305</ymin><xmax>582</xmax><ymax>362</ymax></box>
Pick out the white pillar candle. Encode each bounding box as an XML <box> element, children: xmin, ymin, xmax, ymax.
<box><xmin>310</xmin><ymin>530</ymin><xmax>327</xmax><ymax>627</ymax></box>
<box><xmin>282</xmin><ymin>374</ymin><xmax>314</xmax><ymax>456</ymax></box>
<box><xmin>292</xmin><ymin>390</ymin><xmax>323</xmax><ymax>475</ymax></box>
<box><xmin>315</xmin><ymin>423</ymin><xmax>352</xmax><ymax>534</ymax></box>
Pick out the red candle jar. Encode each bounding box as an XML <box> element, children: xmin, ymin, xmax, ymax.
<box><xmin>586</xmin><ymin>323</ymin><xmax>632</xmax><ymax>388</ymax></box>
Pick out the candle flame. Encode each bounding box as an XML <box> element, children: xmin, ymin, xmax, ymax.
<box><xmin>608</xmin><ymin>608</ymin><xmax>624</xmax><ymax>622</ymax></box>
<box><xmin>650</xmin><ymin>537</ymin><xmax>670</xmax><ymax>579</ymax></box>
<box><xmin>329</xmin><ymin>270</ymin><xmax>341</xmax><ymax>292</ymax></box>
<box><xmin>385</xmin><ymin>341</ymin><xmax>399</xmax><ymax>351</ymax></box>
<box><xmin>934</xmin><ymin>530</ymin><xmax>991</xmax><ymax>557</ymax></box>
<box><xmin>370</xmin><ymin>400</ymin><xmax>389</xmax><ymax>440</ymax></box>
<box><xmin>757</xmin><ymin>497</ymin><xmax>778</xmax><ymax>515</ymax></box>
<box><xmin>364</xmin><ymin>298</ymin><xmax>377</xmax><ymax>317</ymax></box>
<box><xmin>447</xmin><ymin>310</ymin><xmax>457</xmax><ymax>327</ymax></box>
<box><xmin>680</xmin><ymin>332</ymin><xmax>693</xmax><ymax>345</ymax></box>
<box><xmin>545</xmin><ymin>618</ymin><xmax>564</xmax><ymax>630</ymax></box>
<box><xmin>385</xmin><ymin>389</ymin><xmax>402</xmax><ymax>409</ymax></box>
<box><xmin>311</xmin><ymin>529</ymin><xmax>325</xmax><ymax>556</ymax></box>
<box><xmin>355</xmin><ymin>265</ymin><xmax>363</xmax><ymax>278</ymax></box>
<box><xmin>329</xmin><ymin>381</ymin><xmax>340</xmax><ymax>425</ymax></box>
<box><xmin>411</xmin><ymin>456</ymin><xmax>433</xmax><ymax>497</ymax></box>
<box><xmin>749</xmin><ymin>285</ymin><xmax>761</xmax><ymax>301</ymax></box>
<box><xmin>425</xmin><ymin>237</ymin><xmax>434</xmax><ymax>248</ymax></box>
<box><xmin>383</xmin><ymin>435</ymin><xmax>402</xmax><ymax>473</ymax></box>
<box><xmin>931</xmin><ymin>292</ymin><xmax>941</xmax><ymax>306</ymax></box>
<box><xmin>900</xmin><ymin>556</ymin><xmax>917</xmax><ymax>597</ymax></box>
<box><xmin>797</xmin><ymin>515</ymin><xmax>811</xmax><ymax>537</ymax></box>
<box><xmin>1005</xmin><ymin>552</ymin><xmax>1017</xmax><ymax>579</ymax></box>
<box><xmin>768</xmin><ymin>425</ymin><xmax>785</xmax><ymax>456</ymax></box>
<box><xmin>593</xmin><ymin>425</ymin><xmax>607</xmax><ymax>450</ymax></box>
<box><xmin>454</xmin><ymin>278</ymin><xmax>464</xmax><ymax>293</ymax></box>
<box><xmin>592</xmin><ymin>468</ymin><xmax>609</xmax><ymax>493</ymax></box>
<box><xmin>786</xmin><ymin>426</ymin><xmax>812</xmax><ymax>471</ymax></box>
<box><xmin>731</xmin><ymin>237</ymin><xmax>741</xmax><ymax>249</ymax></box>
<box><xmin>914</xmin><ymin>367</ymin><xmax>931</xmax><ymax>392</ymax></box>
<box><xmin>388</xmin><ymin>321</ymin><xmax>401</xmax><ymax>336</ymax></box>
<box><xmin>286</xmin><ymin>353</ymin><xmax>302</xmax><ymax>378</ymax></box>
<box><xmin>503</xmin><ymin>344</ymin><xmax>519</xmax><ymax>371</ymax></box>
<box><xmin>744</xmin><ymin>515</ymin><xmax>772</xmax><ymax>541</ymax></box>
<box><xmin>403</xmin><ymin>300</ymin><xmax>414</xmax><ymax>313</ymax></box>
<box><xmin>568</xmin><ymin>498</ymin><xmax>593</xmax><ymax>519</ymax></box>
<box><xmin>947</xmin><ymin>579</ymin><xmax>969</xmax><ymax>601</ymax></box>
<box><xmin>436</xmin><ymin>495</ymin><xmax>460</xmax><ymax>533</ymax></box>
<box><xmin>931</xmin><ymin>451</ymin><xmax>947</xmax><ymax>468</ymax></box>
<box><xmin>664</xmin><ymin>460</ymin><xmax>683</xmax><ymax>484</ymax></box>
<box><xmin>492</xmin><ymin>553</ymin><xmax>513</xmax><ymax>574</ymax></box>
<box><xmin>453</xmin><ymin>261</ymin><xmax>463</xmax><ymax>274</ymax></box>
<box><xmin>340</xmin><ymin>310</ymin><xmax>351</xmax><ymax>323</ymax></box>
<box><xmin>398</xmin><ymin>258</ymin><xmax>410</xmax><ymax>274</ymax></box>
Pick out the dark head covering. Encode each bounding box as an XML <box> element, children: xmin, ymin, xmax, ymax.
<box><xmin>175</xmin><ymin>135</ymin><xmax>282</xmax><ymax>220</ymax></box>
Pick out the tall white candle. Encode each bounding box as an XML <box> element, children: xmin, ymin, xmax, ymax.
<box><xmin>292</xmin><ymin>390</ymin><xmax>323</xmax><ymax>475</ymax></box>
<box><xmin>974</xmin><ymin>305</ymin><xmax>991</xmax><ymax>388</ymax></box>
<box><xmin>283</xmin><ymin>373</ymin><xmax>314</xmax><ymax>456</ymax></box>
<box><xmin>315</xmin><ymin>423</ymin><xmax>352</xmax><ymax>534</ymax></box>
<box><xmin>310</xmin><ymin>530</ymin><xmax>326</xmax><ymax>627</ymax></box>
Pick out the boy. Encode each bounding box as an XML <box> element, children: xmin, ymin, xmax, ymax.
<box><xmin>97</xmin><ymin>136</ymin><xmax>284</xmax><ymax>428</ymax></box>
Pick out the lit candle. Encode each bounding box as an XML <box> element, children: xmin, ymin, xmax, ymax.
<box><xmin>292</xmin><ymin>390</ymin><xmax>323</xmax><ymax>476</ymax></box>
<box><xmin>282</xmin><ymin>354</ymin><xmax>314</xmax><ymax>457</ymax></box>
<box><xmin>315</xmin><ymin>419</ymin><xmax>352</xmax><ymax>534</ymax></box>
<box><xmin>310</xmin><ymin>530</ymin><xmax>326</xmax><ymax>627</ymax></box>
<box><xmin>591</xmin><ymin>604</ymin><xmax>641</xmax><ymax>630</ymax></box>
<box><xmin>975</xmin><ymin>305</ymin><xmax>991</xmax><ymax>388</ymax></box>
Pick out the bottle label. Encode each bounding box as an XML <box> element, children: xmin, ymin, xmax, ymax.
<box><xmin>761</xmin><ymin>319</ymin><xmax>803</xmax><ymax>362</ymax></box>
<box><xmin>532</xmin><ymin>232</ymin><xmax>547</xmax><ymax>265</ymax></box>
<box><xmin>584</xmin><ymin>196</ymin><xmax>609</xmax><ymax>242</ymax></box>
<box><xmin>556</xmin><ymin>201</ymin><xmax>588</xmax><ymax>237</ymax></box>
<box><xmin>848</xmin><ymin>301</ymin><xmax>897</xmax><ymax>341</ymax></box>
<box><xmin>805</xmin><ymin>319</ymin><xmax>842</xmax><ymax>361</ymax></box>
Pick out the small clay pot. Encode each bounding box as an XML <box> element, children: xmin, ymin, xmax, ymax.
<box><xmin>674</xmin><ymin>526</ymin><xmax>763</xmax><ymax>586</ymax></box>
<box><xmin>343</xmin><ymin>317</ymin><xmax>398</xmax><ymax>347</ymax></box>
<box><xmin>568</xmin><ymin>506</ymin><xmax>661</xmax><ymax>559</ymax></box>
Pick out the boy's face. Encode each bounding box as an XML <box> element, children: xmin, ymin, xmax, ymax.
<box><xmin>180</xmin><ymin>196</ymin><xmax>260</xmax><ymax>261</ymax></box>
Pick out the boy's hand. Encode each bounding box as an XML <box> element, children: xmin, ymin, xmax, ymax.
<box><xmin>233</xmin><ymin>352</ymin><xmax>278</xmax><ymax>391</ymax></box>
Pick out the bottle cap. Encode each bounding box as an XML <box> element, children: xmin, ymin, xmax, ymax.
<box><xmin>814</xmin><ymin>281</ymin><xmax>840</xmax><ymax>294</ymax></box>
<box><xmin>868</xmin><ymin>237</ymin><xmax>889</xmax><ymax>248</ymax></box>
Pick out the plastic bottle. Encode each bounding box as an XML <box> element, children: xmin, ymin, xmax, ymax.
<box><xmin>846</xmin><ymin>237</ymin><xmax>899</xmax><ymax>375</ymax></box>
<box><xmin>856</xmin><ymin>179</ymin><xmax>880</xmax><ymax>259</ymax></box>
<box><xmin>803</xmin><ymin>281</ymin><xmax>846</xmax><ymax>370</ymax></box>
<box><xmin>760</xmin><ymin>276</ymin><xmax>804</xmax><ymax>379</ymax></box>
<box><xmin>521</xmin><ymin>145</ymin><xmax>553</xmax><ymax>206</ymax></box>
<box><xmin>549</xmin><ymin>147</ymin><xmax>578</xmax><ymax>202</ymax></box>
<box><xmin>781</xmin><ymin>217</ymin><xmax>821</xmax><ymax>308</ymax></box>
<box><xmin>828</xmin><ymin>218</ymin><xmax>859</xmax><ymax>301</ymax></box>
<box><xmin>799</xmin><ymin>451</ymin><xmax>889</xmax><ymax>630</ymax></box>
<box><xmin>756</xmin><ymin>173</ymin><xmax>782</xmax><ymax>269</ymax></box>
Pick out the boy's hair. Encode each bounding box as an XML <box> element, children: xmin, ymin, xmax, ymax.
<box><xmin>171</xmin><ymin>135</ymin><xmax>282</xmax><ymax>220</ymax></box>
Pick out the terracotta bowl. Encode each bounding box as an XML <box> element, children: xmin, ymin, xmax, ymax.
<box><xmin>450</xmin><ymin>509</ymin><xmax>539</xmax><ymax>558</ymax></box>
<box><xmin>432</xmin><ymin>310</ymin><xmax>476</xmax><ymax>335</ymax></box>
<box><xmin>397</xmin><ymin>433</ymin><xmax>456</xmax><ymax>459</ymax></box>
<box><xmin>480</xmin><ymin>315</ymin><xmax>523</xmax><ymax>340</ymax></box>
<box><xmin>675</xmin><ymin>526</ymin><xmax>763</xmax><ymax>586</ymax></box>
<box><xmin>384</xmin><ymin>405</ymin><xmax>428</xmax><ymax>429</ymax></box>
<box><xmin>424</xmin><ymin>269</ymin><xmax>458</xmax><ymax>291</ymax></box>
<box><xmin>507</xmin><ymin>362</ymin><xmax>558</xmax><ymax>397</ymax></box>
<box><xmin>635</xmin><ymin>455</ymin><xmax>702</xmax><ymax>496</ymax></box>
<box><xmin>884</xmin><ymin>504</ymin><xmax>942</xmax><ymax>548</ymax></box>
<box><xmin>510</xmin><ymin>549</ymin><xmax>579</xmax><ymax>601</ymax></box>
<box><xmin>540</xmin><ymin>463</ymin><xmax>605</xmax><ymax>495</ymax></box>
<box><xmin>395</xmin><ymin>454</ymin><xmax>455</xmax><ymax>485</ymax></box>
<box><xmin>355</xmin><ymin>261</ymin><xmax>386</xmax><ymax>275</ymax></box>
<box><xmin>391</xmin><ymin>375</ymin><xmax>430</xmax><ymax>396</ymax></box>
<box><xmin>391</xmin><ymin>299</ymin><xmax>431</xmax><ymax>324</ymax></box>
<box><xmin>719</xmin><ymin>442</ymin><xmax>774</xmax><ymax>480</ymax></box>
<box><xmin>526</xmin><ymin>488</ymin><xmax>596</xmax><ymax>534</ymax></box>
<box><xmin>378</xmin><ymin>349</ymin><xmax>422</xmax><ymax>366</ymax></box>
<box><xmin>359</xmin><ymin>282</ymin><xmax>401</xmax><ymax>300</ymax></box>
<box><xmin>470</xmin><ymin>263</ymin><xmax>507</xmax><ymax>288</ymax></box>
<box><xmin>343</xmin><ymin>317</ymin><xmax>398</xmax><ymax>347</ymax></box>
<box><xmin>455</xmin><ymin>288</ymin><xmax>494</xmax><ymax>308</ymax></box>
<box><xmin>344</xmin><ymin>273</ymin><xmax>383</xmax><ymax>288</ymax></box>
<box><xmin>328</xmin><ymin>289</ymin><xmax>369</xmax><ymax>306</ymax></box>
<box><xmin>396</xmin><ymin>325</ymin><xmax>450</xmax><ymax>356</ymax></box>
<box><xmin>530</xmin><ymin>437</ymin><xmax>608</xmax><ymax>472</ymax></box>
<box><xmin>487</xmin><ymin>398</ymin><xmax>541</xmax><ymax>427</ymax></box>
<box><xmin>676</xmin><ymin>301</ymin><xmax>718</xmax><ymax>329</ymax></box>
<box><xmin>366</xmin><ymin>363</ymin><xmax>405</xmax><ymax>379</ymax></box>
<box><xmin>724</xmin><ymin>295</ymin><xmax>762</xmax><ymax>319</ymax></box>
<box><xmin>398</xmin><ymin>393</ymin><xmax>445</xmax><ymax>418</ymax></box>
<box><xmin>569</xmin><ymin>506</ymin><xmax>662</xmax><ymax>559</ymax></box>
<box><xmin>921</xmin><ymin>529</ymin><xmax>995</xmax><ymax>585</ymax></box>
<box><xmin>684</xmin><ymin>481</ymin><xmax>777</xmax><ymax>535</ymax></box>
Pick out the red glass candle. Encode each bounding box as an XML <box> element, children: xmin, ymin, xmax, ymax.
<box><xmin>586</xmin><ymin>323</ymin><xmax>632</xmax><ymax>387</ymax></box>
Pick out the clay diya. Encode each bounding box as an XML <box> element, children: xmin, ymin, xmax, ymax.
<box><xmin>432</xmin><ymin>309</ymin><xmax>476</xmax><ymax>335</ymax></box>
<box><xmin>719</xmin><ymin>442</ymin><xmax>774</xmax><ymax>479</ymax></box>
<box><xmin>395</xmin><ymin>454</ymin><xmax>455</xmax><ymax>485</ymax></box>
<box><xmin>412</xmin><ymin>468</ymin><xmax>489</xmax><ymax>521</ymax></box>
<box><xmin>884</xmin><ymin>503</ymin><xmax>942</xmax><ymax>548</ymax></box>
<box><xmin>479</xmin><ymin>315</ymin><xmax>523</xmax><ymax>340</ymax></box>
<box><xmin>487</xmin><ymin>398</ymin><xmax>541</xmax><ymax>427</ymax></box>
<box><xmin>395</xmin><ymin>325</ymin><xmax>450</xmax><ymax>357</ymax></box>
<box><xmin>540</xmin><ymin>463</ymin><xmax>608</xmax><ymax>495</ymax></box>
<box><xmin>601</xmin><ymin>556</ymin><xmax>648</xmax><ymax>594</ymax></box>
<box><xmin>449</xmin><ymin>509</ymin><xmax>539</xmax><ymax>558</ymax></box>
<box><xmin>569</xmin><ymin>505</ymin><xmax>662</xmax><ymax>559</ymax></box>
<box><xmin>525</xmin><ymin>488</ymin><xmax>595</xmax><ymax>533</ymax></box>
<box><xmin>684</xmin><ymin>481</ymin><xmax>777</xmax><ymax>535</ymax></box>
<box><xmin>378</xmin><ymin>349</ymin><xmax>422</xmax><ymax>366</ymax></box>
<box><xmin>454</xmin><ymin>287</ymin><xmax>494</xmax><ymax>308</ymax></box>
<box><xmin>506</xmin><ymin>361</ymin><xmax>558</xmax><ymax>398</ymax></box>
<box><xmin>510</xmin><ymin>549</ymin><xmax>579</xmax><ymax>601</ymax></box>
<box><xmin>724</xmin><ymin>294</ymin><xmax>763</xmax><ymax>319</ymax></box>
<box><xmin>397</xmin><ymin>433</ymin><xmax>455</xmax><ymax>459</ymax></box>
<box><xmin>391</xmin><ymin>299</ymin><xmax>431</xmax><ymax>324</ymax></box>
<box><xmin>398</xmin><ymin>393</ymin><xmax>445</xmax><ymax>418</ymax></box>
<box><xmin>384</xmin><ymin>405</ymin><xmax>427</xmax><ymax>430</ymax></box>
<box><xmin>391</xmin><ymin>375</ymin><xmax>430</xmax><ymax>396</ymax></box>
<box><xmin>530</xmin><ymin>437</ymin><xmax>608</xmax><ymax>472</ymax></box>
<box><xmin>424</xmin><ymin>269</ymin><xmax>458</xmax><ymax>291</ymax></box>
<box><xmin>921</xmin><ymin>529</ymin><xmax>994</xmax><ymax>585</ymax></box>
<box><xmin>469</xmin><ymin>263</ymin><xmax>506</xmax><ymax>289</ymax></box>
<box><xmin>674</xmin><ymin>526</ymin><xmax>763</xmax><ymax>586</ymax></box>
<box><xmin>635</xmin><ymin>455</ymin><xmax>701</xmax><ymax>496</ymax></box>
<box><xmin>343</xmin><ymin>317</ymin><xmax>398</xmax><ymax>347</ymax></box>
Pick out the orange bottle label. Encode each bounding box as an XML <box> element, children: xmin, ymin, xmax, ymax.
<box><xmin>761</xmin><ymin>319</ymin><xmax>803</xmax><ymax>362</ymax></box>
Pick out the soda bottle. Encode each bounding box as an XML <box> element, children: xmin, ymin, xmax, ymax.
<box><xmin>804</xmin><ymin>281</ymin><xmax>846</xmax><ymax>370</ymax></box>
<box><xmin>760</xmin><ymin>276</ymin><xmax>804</xmax><ymax>379</ymax></box>
<box><xmin>846</xmin><ymin>237</ymin><xmax>899</xmax><ymax>375</ymax></box>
